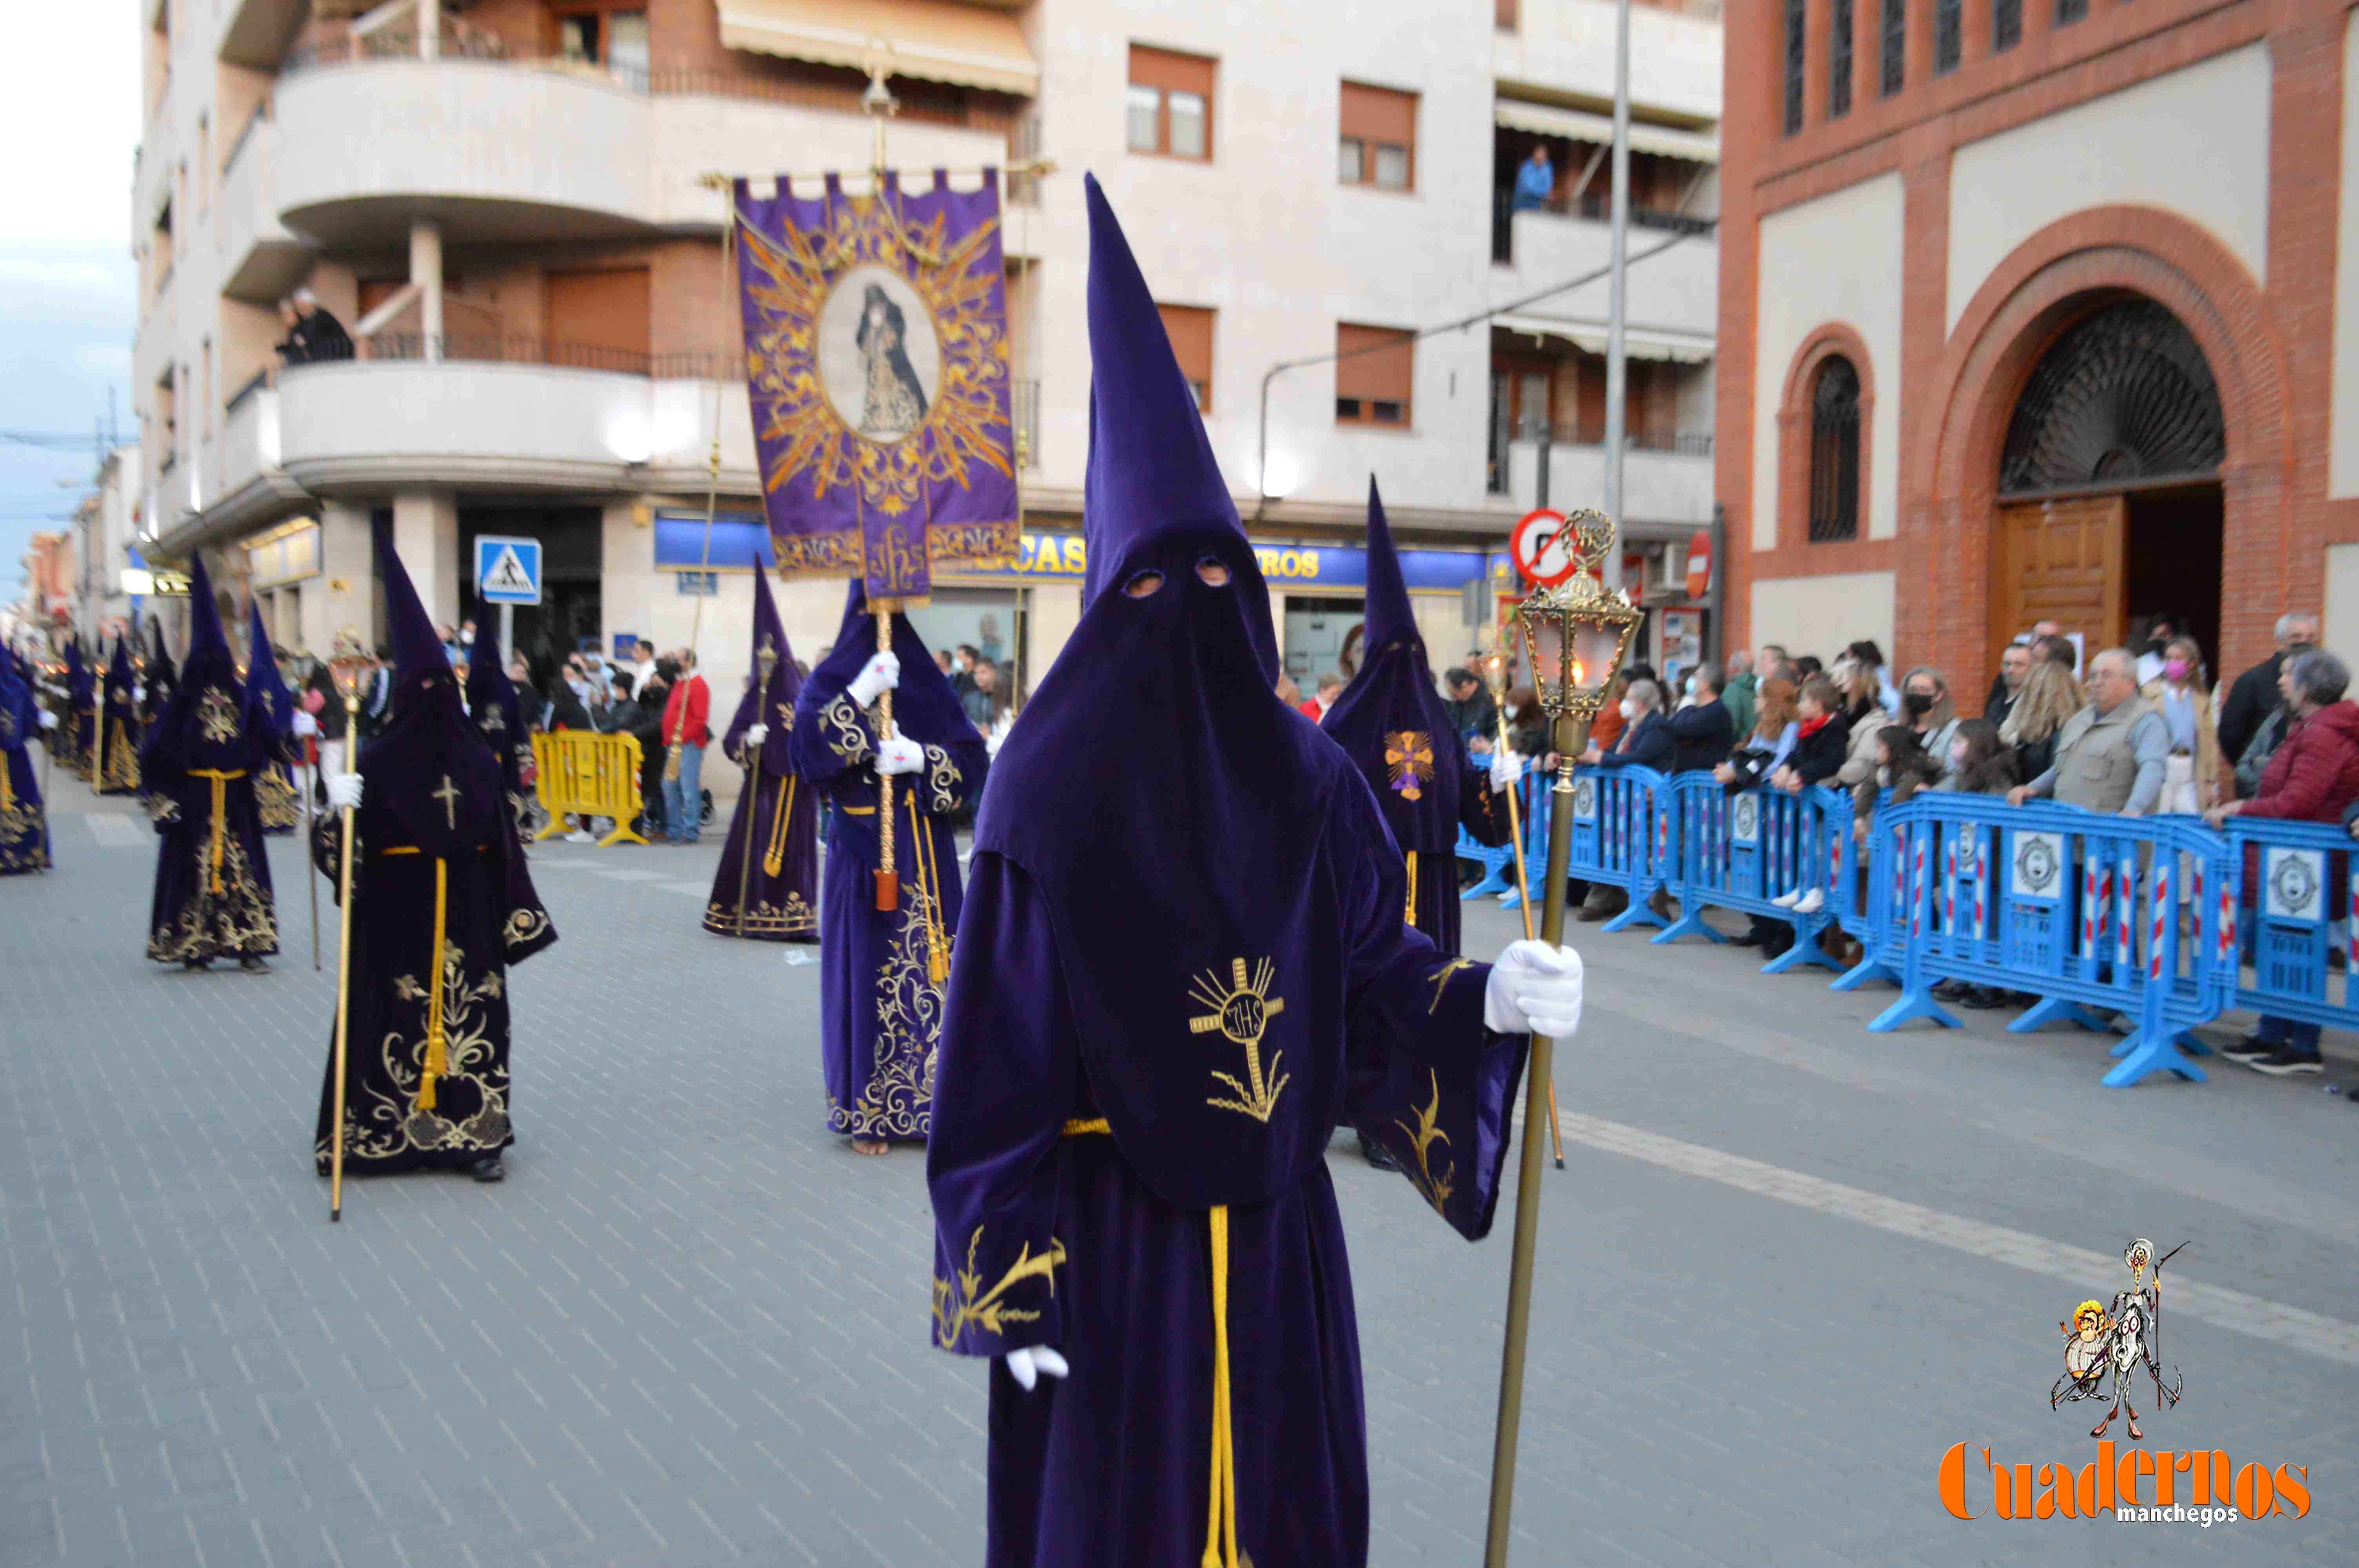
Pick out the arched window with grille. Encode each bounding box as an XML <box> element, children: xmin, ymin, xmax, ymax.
<box><xmin>1808</xmin><ymin>356</ymin><xmax>1861</xmax><ymax>541</ymax></box>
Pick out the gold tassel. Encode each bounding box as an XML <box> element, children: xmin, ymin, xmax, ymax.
<box><xmin>909</xmin><ymin>791</ymin><xmax>952</xmax><ymax>985</ymax></box>
<box><xmin>1403</xmin><ymin>850</ymin><xmax>1418</xmax><ymax>926</ymax></box>
<box><xmin>189</xmin><ymin>769</ymin><xmax>246</xmax><ymax>895</ymax></box>
<box><xmin>1201</xmin><ymin>1204</ymin><xmax>1239</xmax><ymax>1568</ymax></box>
<box><xmin>417</xmin><ymin>858</ymin><xmax>449</xmax><ymax>1113</ymax></box>
<box><xmin>763</xmin><ymin>774</ymin><xmax>796</xmax><ymax>878</ymax></box>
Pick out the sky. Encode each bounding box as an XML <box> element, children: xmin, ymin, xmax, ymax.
<box><xmin>0</xmin><ymin>6</ymin><xmax>142</xmax><ymax>607</ymax></box>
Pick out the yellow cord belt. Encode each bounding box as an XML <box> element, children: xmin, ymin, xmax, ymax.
<box><xmin>187</xmin><ymin>769</ymin><xmax>247</xmax><ymax>894</ymax></box>
<box><xmin>376</xmin><ymin>846</ymin><xmax>460</xmax><ymax>1110</ymax></box>
<box><xmin>1403</xmin><ymin>850</ymin><xmax>1418</xmax><ymax>926</ymax></box>
<box><xmin>1058</xmin><ymin>1119</ymin><xmax>1239</xmax><ymax>1567</ymax></box>
<box><xmin>904</xmin><ymin>791</ymin><xmax>952</xmax><ymax>985</ymax></box>
<box><xmin>763</xmin><ymin>773</ymin><xmax>798</xmax><ymax>878</ymax></box>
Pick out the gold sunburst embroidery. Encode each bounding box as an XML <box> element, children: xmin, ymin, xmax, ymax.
<box><xmin>737</xmin><ymin>187</ymin><xmax>1018</xmax><ymax>568</ymax></box>
<box><xmin>932</xmin><ymin>1226</ymin><xmax>1067</xmax><ymax>1348</ymax></box>
<box><xmin>1384</xmin><ymin>731</ymin><xmax>1435</xmax><ymax>802</ymax></box>
<box><xmin>1425</xmin><ymin>958</ymin><xmax>1474</xmax><ymax>1014</ymax></box>
<box><xmin>1189</xmin><ymin>957</ymin><xmax>1290</xmax><ymax>1123</ymax></box>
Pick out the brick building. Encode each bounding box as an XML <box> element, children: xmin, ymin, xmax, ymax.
<box><xmin>1716</xmin><ymin>0</ymin><xmax>2345</xmax><ymax>690</ymax></box>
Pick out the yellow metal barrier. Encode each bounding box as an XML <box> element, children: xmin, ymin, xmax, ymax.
<box><xmin>531</xmin><ymin>731</ymin><xmax>649</xmax><ymax>847</ymax></box>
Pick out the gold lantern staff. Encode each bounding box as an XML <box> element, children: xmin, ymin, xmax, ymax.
<box><xmin>1483</xmin><ymin>510</ymin><xmax>1643</xmax><ymax>1566</ymax></box>
<box><xmin>1481</xmin><ymin>646</ymin><xmax>1565</xmax><ymax>1172</ymax></box>
<box><xmin>325</xmin><ymin>639</ymin><xmax>370</xmax><ymax>1223</ymax></box>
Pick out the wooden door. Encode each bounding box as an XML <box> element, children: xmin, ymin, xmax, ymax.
<box><xmin>1988</xmin><ymin>496</ymin><xmax>2126</xmax><ymax>673</ymax></box>
<box><xmin>543</xmin><ymin>267</ymin><xmax>651</xmax><ymax>372</ymax></box>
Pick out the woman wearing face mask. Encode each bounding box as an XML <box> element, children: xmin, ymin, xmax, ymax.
<box><xmin>2139</xmin><ymin>635</ymin><xmax>2219</xmax><ymax>813</ymax></box>
<box><xmin>1899</xmin><ymin>666</ymin><xmax>1960</xmax><ymax>782</ymax></box>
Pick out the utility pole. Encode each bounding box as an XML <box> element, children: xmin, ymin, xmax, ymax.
<box><xmin>1601</xmin><ymin>0</ymin><xmax>1632</xmax><ymax>592</ymax></box>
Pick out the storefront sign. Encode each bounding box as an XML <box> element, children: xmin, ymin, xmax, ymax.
<box><xmin>654</xmin><ymin>514</ymin><xmax>1497</xmax><ymax>592</ymax></box>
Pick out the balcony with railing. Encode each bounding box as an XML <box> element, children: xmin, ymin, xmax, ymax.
<box><xmin>218</xmin><ymin>101</ymin><xmax>310</xmax><ymax>303</ymax></box>
<box><xmin>273</xmin><ymin>21</ymin><xmax>1021</xmax><ymax>245</ymax></box>
<box><xmin>1487</xmin><ymin>421</ymin><xmax>1714</xmax><ymax>523</ymax></box>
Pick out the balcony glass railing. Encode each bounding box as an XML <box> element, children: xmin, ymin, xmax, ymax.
<box><xmin>1491</xmin><ymin>189</ymin><xmax>1716</xmax><ymax>263</ymax></box>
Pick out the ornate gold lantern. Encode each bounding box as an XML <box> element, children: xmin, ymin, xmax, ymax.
<box><xmin>1512</xmin><ymin>508</ymin><xmax>1644</xmax><ymax>770</ymax></box>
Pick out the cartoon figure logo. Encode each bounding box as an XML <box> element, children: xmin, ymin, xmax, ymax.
<box><xmin>2052</xmin><ymin>1238</ymin><xmax>2184</xmax><ymax>1441</ymax></box>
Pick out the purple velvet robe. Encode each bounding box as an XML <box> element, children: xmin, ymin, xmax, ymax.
<box><xmin>0</xmin><ymin>655</ymin><xmax>50</xmax><ymax>873</ymax></box>
<box><xmin>789</xmin><ymin>630</ymin><xmax>985</xmax><ymax>1141</ymax></box>
<box><xmin>927</xmin><ymin>776</ymin><xmax>1526</xmax><ymax>1566</ymax></box>
<box><xmin>702</xmin><ymin>721</ymin><xmax>819</xmax><ymax>940</ymax></box>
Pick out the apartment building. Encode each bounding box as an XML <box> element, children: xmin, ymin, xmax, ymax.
<box><xmin>136</xmin><ymin>0</ymin><xmax>1721</xmax><ymax>694</ymax></box>
<box><xmin>1717</xmin><ymin>0</ymin><xmax>2343</xmax><ymax>685</ymax></box>
<box><xmin>71</xmin><ymin>447</ymin><xmax>148</xmax><ymax>645</ymax></box>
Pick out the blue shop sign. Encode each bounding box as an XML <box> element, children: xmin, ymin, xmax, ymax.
<box><xmin>653</xmin><ymin>515</ymin><xmax>1494</xmax><ymax>590</ymax></box>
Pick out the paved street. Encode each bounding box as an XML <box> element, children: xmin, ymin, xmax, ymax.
<box><xmin>6</xmin><ymin>780</ymin><xmax>2359</xmax><ymax>1567</ymax></box>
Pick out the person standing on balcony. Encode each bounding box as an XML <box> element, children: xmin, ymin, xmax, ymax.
<box><xmin>1512</xmin><ymin>144</ymin><xmax>1555</xmax><ymax>211</ymax></box>
<box><xmin>276</xmin><ymin>288</ymin><xmax>353</xmax><ymax>367</ymax></box>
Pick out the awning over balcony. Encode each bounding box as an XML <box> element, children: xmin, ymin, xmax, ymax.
<box><xmin>1494</xmin><ymin>100</ymin><xmax>1718</xmax><ymax>165</ymax></box>
<box><xmin>1493</xmin><ymin>314</ymin><xmax>1715</xmax><ymax>364</ymax></box>
<box><xmin>720</xmin><ymin>0</ymin><xmax>1039</xmax><ymax>96</ymax></box>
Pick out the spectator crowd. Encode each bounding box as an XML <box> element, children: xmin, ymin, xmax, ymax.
<box><xmin>1374</xmin><ymin>608</ymin><xmax>2359</xmax><ymax>1086</ymax></box>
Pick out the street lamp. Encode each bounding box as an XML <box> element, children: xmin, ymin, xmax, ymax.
<box><xmin>1486</xmin><ymin>504</ymin><xmax>1640</xmax><ymax>1563</ymax></box>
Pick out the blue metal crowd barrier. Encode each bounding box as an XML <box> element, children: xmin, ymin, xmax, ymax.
<box><xmin>1831</xmin><ymin>789</ymin><xmax>1903</xmax><ymax>992</ymax></box>
<box><xmin>1564</xmin><ymin>764</ymin><xmax>1676</xmax><ymax>934</ymax></box>
<box><xmin>1653</xmin><ymin>777</ymin><xmax>1850</xmax><ymax>974</ymax></box>
<box><xmin>2223</xmin><ymin>817</ymin><xmax>2354</xmax><ymax>1040</ymax></box>
<box><xmin>1858</xmin><ymin>797</ymin><xmax>2230</xmax><ymax>1086</ymax></box>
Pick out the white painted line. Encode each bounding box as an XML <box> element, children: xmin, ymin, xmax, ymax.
<box><xmin>658</xmin><ymin>881</ymin><xmax>709</xmax><ymax>897</ymax></box>
<box><xmin>587</xmin><ymin>867</ymin><xmax>669</xmax><ymax>883</ymax></box>
<box><xmin>1560</xmin><ymin>1111</ymin><xmax>2359</xmax><ymax>1368</ymax></box>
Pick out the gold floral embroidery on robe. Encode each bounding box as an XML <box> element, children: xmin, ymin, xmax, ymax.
<box><xmin>254</xmin><ymin>767</ymin><xmax>300</xmax><ymax>831</ymax></box>
<box><xmin>702</xmin><ymin>890</ymin><xmax>817</xmax><ymax>937</ymax></box>
<box><xmin>323</xmin><ymin>941</ymin><xmax>513</xmax><ymax>1165</ymax></box>
<box><xmin>829</xmin><ymin>881</ymin><xmax>945</xmax><ymax>1139</ymax></box>
<box><xmin>196</xmin><ymin>687</ymin><xmax>240</xmax><ymax>744</ymax></box>
<box><xmin>821</xmin><ymin>694</ymin><xmax>875</xmax><ymax>765</ymax></box>
<box><xmin>932</xmin><ymin>1226</ymin><xmax>1067</xmax><ymax>1349</ymax></box>
<box><xmin>0</xmin><ymin>781</ymin><xmax>47</xmax><ymax>873</ymax></box>
<box><xmin>1395</xmin><ymin>1070</ymin><xmax>1456</xmax><ymax>1218</ymax></box>
<box><xmin>146</xmin><ymin>832</ymin><xmax>278</xmax><ymax>962</ymax></box>
<box><xmin>921</xmin><ymin>744</ymin><xmax>963</xmax><ymax>814</ymax></box>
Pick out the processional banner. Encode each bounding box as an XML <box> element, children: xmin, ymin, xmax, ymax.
<box><xmin>733</xmin><ymin>170</ymin><xmax>1019</xmax><ymax>604</ymax></box>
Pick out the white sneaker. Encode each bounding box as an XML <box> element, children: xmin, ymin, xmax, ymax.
<box><xmin>1793</xmin><ymin>888</ymin><xmax>1825</xmax><ymax>914</ymax></box>
<box><xmin>1771</xmin><ymin>888</ymin><xmax>1802</xmax><ymax>909</ymax></box>
<box><xmin>565</xmin><ymin>830</ymin><xmax>594</xmax><ymax>844</ymax></box>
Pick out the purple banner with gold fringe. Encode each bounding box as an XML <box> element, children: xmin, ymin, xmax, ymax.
<box><xmin>733</xmin><ymin>169</ymin><xmax>1018</xmax><ymax>604</ymax></box>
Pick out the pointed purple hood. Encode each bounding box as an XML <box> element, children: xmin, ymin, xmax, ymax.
<box><xmin>725</xmin><ymin>567</ymin><xmax>801</xmax><ymax>773</ymax></box>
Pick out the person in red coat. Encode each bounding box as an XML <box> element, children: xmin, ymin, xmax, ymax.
<box><xmin>2207</xmin><ymin>649</ymin><xmax>2359</xmax><ymax>1074</ymax></box>
<box><xmin>660</xmin><ymin>649</ymin><xmax>712</xmax><ymax>846</ymax></box>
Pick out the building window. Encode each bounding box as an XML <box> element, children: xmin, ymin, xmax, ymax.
<box><xmin>1829</xmin><ymin>0</ymin><xmax>1853</xmax><ymax>119</ymax></box>
<box><xmin>1128</xmin><ymin>45</ymin><xmax>1215</xmax><ymax>161</ymax></box>
<box><xmin>1936</xmin><ymin>0</ymin><xmax>1962</xmax><ymax>75</ymax></box>
<box><xmin>1336</xmin><ymin>324</ymin><xmax>1414</xmax><ymax>428</ymax></box>
<box><xmin>1808</xmin><ymin>357</ymin><xmax>1862</xmax><ymax>542</ymax></box>
<box><xmin>1994</xmin><ymin>0</ymin><xmax>2023</xmax><ymax>52</ymax></box>
<box><xmin>1158</xmin><ymin>304</ymin><xmax>1215</xmax><ymax>414</ymax></box>
<box><xmin>2055</xmin><ymin>0</ymin><xmax>2089</xmax><ymax>24</ymax></box>
<box><xmin>1783</xmin><ymin>0</ymin><xmax>1807</xmax><ymax>134</ymax></box>
<box><xmin>1339</xmin><ymin>82</ymin><xmax>1416</xmax><ymax>192</ymax></box>
<box><xmin>551</xmin><ymin>7</ymin><xmax>649</xmax><ymax>83</ymax></box>
<box><xmin>1880</xmin><ymin>0</ymin><xmax>1905</xmax><ymax>97</ymax></box>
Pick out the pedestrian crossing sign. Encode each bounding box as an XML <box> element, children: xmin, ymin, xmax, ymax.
<box><xmin>476</xmin><ymin>536</ymin><xmax>542</xmax><ymax>605</ymax></box>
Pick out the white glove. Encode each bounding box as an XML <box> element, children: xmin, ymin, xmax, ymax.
<box><xmin>877</xmin><ymin>737</ymin><xmax>925</xmax><ymax>775</ymax></box>
<box><xmin>1005</xmin><ymin>1345</ymin><xmax>1069</xmax><ymax>1392</ymax></box>
<box><xmin>847</xmin><ymin>652</ymin><xmax>901</xmax><ymax>708</ymax></box>
<box><xmin>744</xmin><ymin>722</ymin><xmax>769</xmax><ymax>748</ymax></box>
<box><xmin>291</xmin><ymin>711</ymin><xmax>319</xmax><ymax>739</ymax></box>
<box><xmin>325</xmin><ymin>773</ymin><xmax>364</xmax><ymax>812</ymax></box>
<box><xmin>1489</xmin><ymin>750</ymin><xmax>1523</xmax><ymax>793</ymax></box>
<box><xmin>39</xmin><ymin>710</ymin><xmax>58</xmax><ymax>731</ymax></box>
<box><xmin>1483</xmin><ymin>939</ymin><xmax>1585</xmax><ymax>1037</ymax></box>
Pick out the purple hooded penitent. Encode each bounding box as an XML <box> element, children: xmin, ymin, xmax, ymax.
<box><xmin>309</xmin><ymin>519</ymin><xmax>555</xmax><ymax>1176</ymax></box>
<box><xmin>138</xmin><ymin>552</ymin><xmax>278</xmax><ymax>964</ymax></box>
<box><xmin>242</xmin><ymin>600</ymin><xmax>301</xmax><ymax>833</ymax></box>
<box><xmin>786</xmin><ymin>573</ymin><xmax>987</xmax><ymax>1132</ymax></box>
<box><xmin>703</xmin><ymin>566</ymin><xmax>819</xmax><ymax>940</ymax></box>
<box><xmin>1319</xmin><ymin>478</ymin><xmax>1511</xmax><ymax>955</ymax></box>
<box><xmin>923</xmin><ymin>174</ymin><xmax>1530</xmax><ymax>1568</ymax></box>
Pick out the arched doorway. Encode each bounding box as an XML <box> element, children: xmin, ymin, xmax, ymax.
<box><xmin>1987</xmin><ymin>296</ymin><xmax>2228</xmax><ymax>671</ymax></box>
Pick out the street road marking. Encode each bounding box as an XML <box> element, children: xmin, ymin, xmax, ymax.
<box><xmin>588</xmin><ymin>867</ymin><xmax>668</xmax><ymax>882</ymax></box>
<box><xmin>85</xmin><ymin>815</ymin><xmax>143</xmax><ymax>847</ymax></box>
<box><xmin>659</xmin><ymin>881</ymin><xmax>707</xmax><ymax>896</ymax></box>
<box><xmin>1559</xmin><ymin>1111</ymin><xmax>2359</xmax><ymax>1368</ymax></box>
